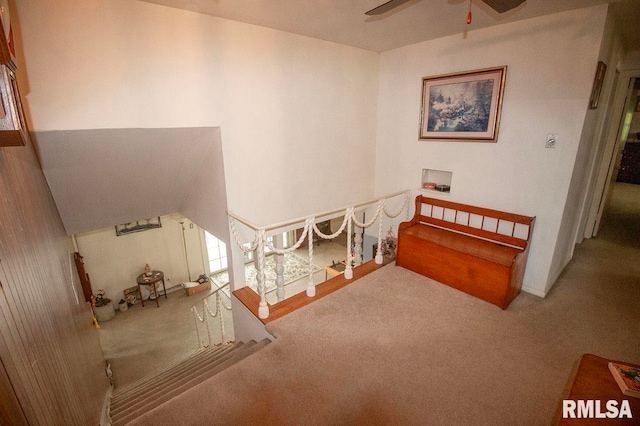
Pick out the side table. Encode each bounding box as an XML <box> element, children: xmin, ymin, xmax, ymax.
<box><xmin>555</xmin><ymin>353</ymin><xmax>640</xmax><ymax>424</ymax></box>
<box><xmin>136</xmin><ymin>271</ymin><xmax>167</xmax><ymax>307</ymax></box>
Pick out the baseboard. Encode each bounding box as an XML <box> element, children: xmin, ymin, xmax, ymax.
<box><xmin>521</xmin><ymin>285</ymin><xmax>546</xmax><ymax>298</ymax></box>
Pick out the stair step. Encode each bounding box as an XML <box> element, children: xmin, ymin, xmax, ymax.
<box><xmin>111</xmin><ymin>343</ymin><xmax>248</xmax><ymax>414</ymax></box>
<box><xmin>111</xmin><ymin>343</ymin><xmax>237</xmax><ymax>404</ymax></box>
<box><xmin>110</xmin><ymin>339</ymin><xmax>270</xmax><ymax>425</ymax></box>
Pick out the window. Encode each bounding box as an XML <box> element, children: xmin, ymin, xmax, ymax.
<box><xmin>204</xmin><ymin>231</ymin><xmax>228</xmax><ymax>274</ymax></box>
<box><xmin>204</xmin><ymin>231</ymin><xmax>293</xmax><ymax>273</ymax></box>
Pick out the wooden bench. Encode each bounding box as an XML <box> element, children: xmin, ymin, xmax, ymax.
<box><xmin>396</xmin><ymin>196</ymin><xmax>535</xmax><ymax>309</ymax></box>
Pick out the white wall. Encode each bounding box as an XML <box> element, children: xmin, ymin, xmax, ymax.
<box><xmin>74</xmin><ymin>214</ymin><xmax>208</xmax><ymax>306</ymax></box>
<box><xmin>375</xmin><ymin>6</ymin><xmax>608</xmax><ymax>297</ymax></box>
<box><xmin>14</xmin><ymin>0</ymin><xmax>380</xmax><ymax>227</ymax></box>
<box><xmin>552</xmin><ymin>6</ymin><xmax>625</xmax><ymax>288</ymax></box>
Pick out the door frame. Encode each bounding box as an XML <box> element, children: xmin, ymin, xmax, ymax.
<box><xmin>583</xmin><ymin>69</ymin><xmax>640</xmax><ymax>239</ymax></box>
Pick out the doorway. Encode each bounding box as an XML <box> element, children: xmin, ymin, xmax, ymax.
<box><xmin>585</xmin><ymin>73</ymin><xmax>640</xmax><ymax>238</ymax></box>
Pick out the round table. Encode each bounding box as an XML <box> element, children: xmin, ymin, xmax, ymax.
<box><xmin>136</xmin><ymin>271</ymin><xmax>167</xmax><ymax>307</ymax></box>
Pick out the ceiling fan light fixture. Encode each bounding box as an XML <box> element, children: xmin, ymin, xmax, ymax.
<box><xmin>365</xmin><ymin>0</ymin><xmax>412</xmax><ymax>16</ymax></box>
<box><xmin>480</xmin><ymin>0</ymin><xmax>526</xmax><ymax>13</ymax></box>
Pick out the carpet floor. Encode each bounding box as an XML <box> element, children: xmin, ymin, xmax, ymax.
<box><xmin>130</xmin><ymin>184</ymin><xmax>640</xmax><ymax>425</ymax></box>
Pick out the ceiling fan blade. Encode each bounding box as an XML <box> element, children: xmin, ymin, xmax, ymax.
<box><xmin>365</xmin><ymin>0</ymin><xmax>412</xmax><ymax>16</ymax></box>
<box><xmin>481</xmin><ymin>0</ymin><xmax>526</xmax><ymax>13</ymax></box>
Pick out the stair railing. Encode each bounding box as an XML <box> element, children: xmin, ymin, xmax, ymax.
<box><xmin>190</xmin><ymin>281</ymin><xmax>233</xmax><ymax>350</ymax></box>
<box><xmin>228</xmin><ymin>190</ymin><xmax>410</xmax><ymax>319</ymax></box>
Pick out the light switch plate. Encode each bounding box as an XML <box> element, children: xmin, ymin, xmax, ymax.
<box><xmin>546</xmin><ymin>133</ymin><xmax>558</xmax><ymax>149</ymax></box>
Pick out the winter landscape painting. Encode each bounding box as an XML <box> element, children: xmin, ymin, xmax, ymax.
<box><xmin>419</xmin><ymin>67</ymin><xmax>507</xmax><ymax>142</ymax></box>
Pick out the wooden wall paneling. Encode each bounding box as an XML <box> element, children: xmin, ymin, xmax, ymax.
<box><xmin>0</xmin><ymin>263</ymin><xmax>48</xmax><ymax>424</ymax></box>
<box><xmin>11</xmin><ymin>166</ymin><xmax>91</xmax><ymax>422</ymax></box>
<box><xmin>0</xmin><ymin>132</ymin><xmax>108</xmax><ymax>424</ymax></box>
<box><xmin>0</xmin><ymin>173</ymin><xmax>68</xmax><ymax>422</ymax></box>
<box><xmin>1</xmin><ymin>185</ymin><xmax>73</xmax><ymax>424</ymax></box>
<box><xmin>0</xmin><ymin>170</ymin><xmax>57</xmax><ymax>424</ymax></box>
<box><xmin>0</xmin><ymin>354</ymin><xmax>28</xmax><ymax>425</ymax></box>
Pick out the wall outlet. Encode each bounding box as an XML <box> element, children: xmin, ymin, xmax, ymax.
<box><xmin>546</xmin><ymin>133</ymin><xmax>558</xmax><ymax>149</ymax></box>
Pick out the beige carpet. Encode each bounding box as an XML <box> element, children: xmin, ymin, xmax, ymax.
<box><xmin>130</xmin><ymin>184</ymin><xmax>640</xmax><ymax>425</ymax></box>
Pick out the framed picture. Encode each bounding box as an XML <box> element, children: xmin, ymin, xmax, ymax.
<box><xmin>115</xmin><ymin>217</ymin><xmax>162</xmax><ymax>236</ymax></box>
<box><xmin>419</xmin><ymin>66</ymin><xmax>507</xmax><ymax>142</ymax></box>
<box><xmin>589</xmin><ymin>61</ymin><xmax>607</xmax><ymax>110</ymax></box>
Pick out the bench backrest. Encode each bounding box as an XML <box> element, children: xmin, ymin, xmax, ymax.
<box><xmin>412</xmin><ymin>196</ymin><xmax>535</xmax><ymax>250</ymax></box>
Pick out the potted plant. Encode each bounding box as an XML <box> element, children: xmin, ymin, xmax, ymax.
<box><xmin>380</xmin><ymin>227</ymin><xmax>398</xmax><ymax>259</ymax></box>
<box><xmin>93</xmin><ymin>289</ymin><xmax>115</xmax><ymax>322</ymax></box>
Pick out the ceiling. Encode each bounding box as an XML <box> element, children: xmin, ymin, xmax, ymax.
<box><xmin>33</xmin><ymin>128</ymin><xmax>219</xmax><ymax>235</ymax></box>
<box><xmin>137</xmin><ymin>0</ymin><xmax>640</xmax><ymax>52</ymax></box>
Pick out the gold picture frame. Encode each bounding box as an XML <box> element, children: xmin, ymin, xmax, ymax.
<box><xmin>419</xmin><ymin>66</ymin><xmax>507</xmax><ymax>142</ymax></box>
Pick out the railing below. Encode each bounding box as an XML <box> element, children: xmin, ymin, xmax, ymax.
<box><xmin>190</xmin><ymin>281</ymin><xmax>233</xmax><ymax>350</ymax></box>
<box><xmin>228</xmin><ymin>190</ymin><xmax>410</xmax><ymax>319</ymax></box>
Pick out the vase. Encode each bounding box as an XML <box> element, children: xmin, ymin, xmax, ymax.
<box><xmin>95</xmin><ymin>303</ymin><xmax>115</xmax><ymax>322</ymax></box>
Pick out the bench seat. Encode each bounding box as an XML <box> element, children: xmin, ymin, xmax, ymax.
<box><xmin>396</xmin><ymin>196</ymin><xmax>535</xmax><ymax>309</ymax></box>
<box><xmin>400</xmin><ymin>224</ymin><xmax>520</xmax><ymax>267</ymax></box>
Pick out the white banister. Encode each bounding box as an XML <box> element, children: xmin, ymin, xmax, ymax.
<box><xmin>274</xmin><ymin>234</ymin><xmax>285</xmax><ymax>302</ymax></box>
<box><xmin>228</xmin><ymin>190</ymin><xmax>410</xmax><ymax>319</ymax></box>
<box><xmin>191</xmin><ymin>283</ymin><xmax>233</xmax><ymax>349</ymax></box>
<box><xmin>306</xmin><ymin>217</ymin><xmax>316</xmax><ymax>297</ymax></box>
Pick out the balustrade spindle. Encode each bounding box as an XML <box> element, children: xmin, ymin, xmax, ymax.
<box><xmin>228</xmin><ymin>190</ymin><xmax>410</xmax><ymax>319</ymax></box>
<box><xmin>274</xmin><ymin>234</ymin><xmax>285</xmax><ymax>302</ymax></box>
<box><xmin>376</xmin><ymin>211</ymin><xmax>384</xmax><ymax>265</ymax></box>
<box><xmin>354</xmin><ymin>220</ymin><xmax>363</xmax><ymax>267</ymax></box>
<box><xmin>345</xmin><ymin>209</ymin><xmax>354</xmax><ymax>279</ymax></box>
<box><xmin>256</xmin><ymin>229</ymin><xmax>269</xmax><ymax>319</ymax></box>
<box><xmin>306</xmin><ymin>218</ymin><xmax>316</xmax><ymax>297</ymax></box>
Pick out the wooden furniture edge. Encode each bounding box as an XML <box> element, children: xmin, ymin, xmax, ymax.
<box><xmin>410</xmin><ymin>195</ymin><xmax>535</xmax><ymax>250</ymax></box>
<box><xmin>554</xmin><ymin>353</ymin><xmax>640</xmax><ymax>424</ymax></box>
<box><xmin>232</xmin><ymin>258</ymin><xmax>393</xmax><ymax>324</ymax></box>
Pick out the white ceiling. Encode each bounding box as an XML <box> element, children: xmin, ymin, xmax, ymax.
<box><xmin>137</xmin><ymin>0</ymin><xmax>640</xmax><ymax>52</ymax></box>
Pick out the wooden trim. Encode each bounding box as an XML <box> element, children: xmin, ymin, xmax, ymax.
<box><xmin>416</xmin><ymin>196</ymin><xmax>535</xmax><ymax>249</ymax></box>
<box><xmin>419</xmin><ymin>216</ymin><xmax>528</xmax><ymax>249</ymax></box>
<box><xmin>418</xmin><ymin>196</ymin><xmax>534</xmax><ymax>224</ymax></box>
<box><xmin>233</xmin><ymin>258</ymin><xmax>393</xmax><ymax>324</ymax></box>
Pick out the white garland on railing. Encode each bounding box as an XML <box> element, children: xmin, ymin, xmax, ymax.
<box><xmin>350</xmin><ymin>199</ymin><xmax>387</xmax><ymax>264</ymax></box>
<box><xmin>313</xmin><ymin>213</ymin><xmax>350</xmax><ymax>240</ymax></box>
<box><xmin>228</xmin><ymin>190</ymin><xmax>411</xmax><ymax>319</ymax></box>
<box><xmin>265</xmin><ymin>217</ymin><xmax>312</xmax><ymax>254</ymax></box>
<box><xmin>191</xmin><ymin>289</ymin><xmax>233</xmax><ymax>349</ymax></box>
<box><xmin>191</xmin><ymin>301</ymin><xmax>211</xmax><ymax>349</ymax></box>
<box><xmin>383</xmin><ymin>192</ymin><xmax>411</xmax><ymax>219</ymax></box>
<box><xmin>229</xmin><ymin>218</ymin><xmax>259</xmax><ymax>253</ymax></box>
<box><xmin>351</xmin><ymin>200</ymin><xmax>383</xmax><ymax>228</ymax></box>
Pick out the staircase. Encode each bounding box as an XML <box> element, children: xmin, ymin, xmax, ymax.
<box><xmin>108</xmin><ymin>339</ymin><xmax>271</xmax><ymax>425</ymax></box>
